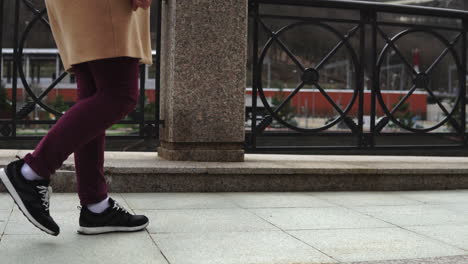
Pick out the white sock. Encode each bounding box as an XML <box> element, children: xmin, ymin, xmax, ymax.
<box><xmin>21</xmin><ymin>163</ymin><xmax>45</xmax><ymax>181</ymax></box>
<box><xmin>87</xmin><ymin>196</ymin><xmax>110</xmax><ymax>214</ymax></box>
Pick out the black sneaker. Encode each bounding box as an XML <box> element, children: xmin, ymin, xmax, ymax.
<box><xmin>77</xmin><ymin>197</ymin><xmax>149</xmax><ymax>235</ymax></box>
<box><xmin>0</xmin><ymin>156</ymin><xmax>60</xmax><ymax>236</ymax></box>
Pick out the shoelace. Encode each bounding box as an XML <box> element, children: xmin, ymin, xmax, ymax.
<box><xmin>36</xmin><ymin>185</ymin><xmax>52</xmax><ymax>211</ymax></box>
<box><xmin>76</xmin><ymin>200</ymin><xmax>130</xmax><ymax>214</ymax></box>
<box><xmin>14</xmin><ymin>155</ymin><xmax>52</xmax><ymax>211</ymax></box>
<box><xmin>113</xmin><ymin>201</ymin><xmax>130</xmax><ymax>214</ymax></box>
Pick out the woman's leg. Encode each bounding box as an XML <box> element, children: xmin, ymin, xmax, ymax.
<box><xmin>72</xmin><ymin>62</ymin><xmax>108</xmax><ymax>206</ymax></box>
<box><xmin>22</xmin><ymin>56</ymin><xmax>139</xmax><ymax>193</ymax></box>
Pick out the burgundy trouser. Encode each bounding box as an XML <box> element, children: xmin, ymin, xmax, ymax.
<box><xmin>23</xmin><ymin>56</ymin><xmax>139</xmax><ymax>206</ymax></box>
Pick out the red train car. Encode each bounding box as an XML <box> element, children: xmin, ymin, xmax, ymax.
<box><xmin>246</xmin><ymin>88</ymin><xmax>428</xmax><ymax>118</ymax></box>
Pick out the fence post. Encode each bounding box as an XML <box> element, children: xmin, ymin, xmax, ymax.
<box><xmin>0</xmin><ymin>0</ymin><xmax>3</xmax><ymax>85</ymax></box>
<box><xmin>157</xmin><ymin>0</ymin><xmax>248</xmax><ymax>161</ymax></box>
<box><xmin>462</xmin><ymin>18</ymin><xmax>467</xmax><ymax>145</ymax></box>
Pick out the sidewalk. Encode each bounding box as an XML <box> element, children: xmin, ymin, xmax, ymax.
<box><xmin>0</xmin><ymin>191</ymin><xmax>467</xmax><ymax>264</ymax></box>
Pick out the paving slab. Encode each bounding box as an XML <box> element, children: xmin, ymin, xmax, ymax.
<box><xmin>394</xmin><ymin>190</ymin><xmax>468</xmax><ymax>204</ymax></box>
<box><xmin>121</xmin><ymin>193</ymin><xmax>239</xmax><ymax>210</ymax></box>
<box><xmin>353</xmin><ymin>204</ymin><xmax>468</xmax><ymax>226</ymax></box>
<box><xmin>0</xmin><ymin>232</ymin><xmax>168</xmax><ymax>264</ymax></box>
<box><xmin>406</xmin><ymin>224</ymin><xmax>468</xmax><ymax>251</ymax></box>
<box><xmin>288</xmin><ymin>227</ymin><xmax>466</xmax><ymax>262</ymax></box>
<box><xmin>250</xmin><ymin>207</ymin><xmax>393</xmax><ymax>230</ymax></box>
<box><xmin>438</xmin><ymin>203</ymin><xmax>468</xmax><ymax>214</ymax></box>
<box><xmin>0</xmin><ymin>193</ymin><xmax>14</xmax><ymax>210</ymax></box>
<box><xmin>153</xmin><ymin>231</ymin><xmax>338</xmax><ymax>264</ymax></box>
<box><xmin>0</xmin><ymin>209</ymin><xmax>11</xmax><ymax>237</ymax></box>
<box><xmin>344</xmin><ymin>255</ymin><xmax>468</xmax><ymax>264</ymax></box>
<box><xmin>310</xmin><ymin>191</ymin><xmax>424</xmax><ymax>207</ymax></box>
<box><xmin>137</xmin><ymin>208</ymin><xmax>279</xmax><ymax>233</ymax></box>
<box><xmin>0</xmin><ymin>191</ymin><xmax>466</xmax><ymax>263</ymax></box>
<box><xmin>221</xmin><ymin>191</ymin><xmax>337</xmax><ymax>208</ymax></box>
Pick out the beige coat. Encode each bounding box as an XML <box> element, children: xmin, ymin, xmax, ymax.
<box><xmin>44</xmin><ymin>0</ymin><xmax>153</xmax><ymax>74</ymax></box>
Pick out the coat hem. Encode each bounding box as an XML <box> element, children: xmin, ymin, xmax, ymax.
<box><xmin>65</xmin><ymin>55</ymin><xmax>153</xmax><ymax>74</ymax></box>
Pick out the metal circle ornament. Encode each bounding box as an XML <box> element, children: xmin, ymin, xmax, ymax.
<box><xmin>257</xmin><ymin>21</ymin><xmax>360</xmax><ymax>133</ymax></box>
<box><xmin>376</xmin><ymin>28</ymin><xmax>462</xmax><ymax>133</ymax></box>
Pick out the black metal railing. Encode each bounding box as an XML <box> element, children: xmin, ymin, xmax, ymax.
<box><xmin>246</xmin><ymin>0</ymin><xmax>468</xmax><ymax>153</ymax></box>
<box><xmin>0</xmin><ymin>0</ymin><xmax>162</xmax><ymax>148</ymax></box>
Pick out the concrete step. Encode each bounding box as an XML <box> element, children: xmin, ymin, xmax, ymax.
<box><xmin>1</xmin><ymin>149</ymin><xmax>468</xmax><ymax>192</ymax></box>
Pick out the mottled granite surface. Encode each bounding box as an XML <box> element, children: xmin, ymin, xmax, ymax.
<box><xmin>159</xmin><ymin>0</ymin><xmax>248</xmax><ymax>161</ymax></box>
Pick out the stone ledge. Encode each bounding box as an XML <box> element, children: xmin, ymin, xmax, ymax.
<box><xmin>1</xmin><ymin>149</ymin><xmax>468</xmax><ymax>192</ymax></box>
<box><xmin>157</xmin><ymin>142</ymin><xmax>244</xmax><ymax>162</ymax></box>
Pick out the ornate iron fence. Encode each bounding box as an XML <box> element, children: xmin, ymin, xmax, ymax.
<box><xmin>0</xmin><ymin>0</ymin><xmax>162</xmax><ymax>146</ymax></box>
<box><xmin>246</xmin><ymin>0</ymin><xmax>468</xmax><ymax>153</ymax></box>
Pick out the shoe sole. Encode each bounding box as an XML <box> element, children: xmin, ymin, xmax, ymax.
<box><xmin>77</xmin><ymin>221</ymin><xmax>149</xmax><ymax>235</ymax></box>
<box><xmin>0</xmin><ymin>168</ymin><xmax>58</xmax><ymax>236</ymax></box>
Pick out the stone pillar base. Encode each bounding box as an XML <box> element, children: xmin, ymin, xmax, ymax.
<box><xmin>157</xmin><ymin>141</ymin><xmax>244</xmax><ymax>162</ymax></box>
<box><xmin>158</xmin><ymin>0</ymin><xmax>248</xmax><ymax>162</ymax></box>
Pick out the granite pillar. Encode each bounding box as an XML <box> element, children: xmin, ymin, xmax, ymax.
<box><xmin>157</xmin><ymin>0</ymin><xmax>248</xmax><ymax>162</ymax></box>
